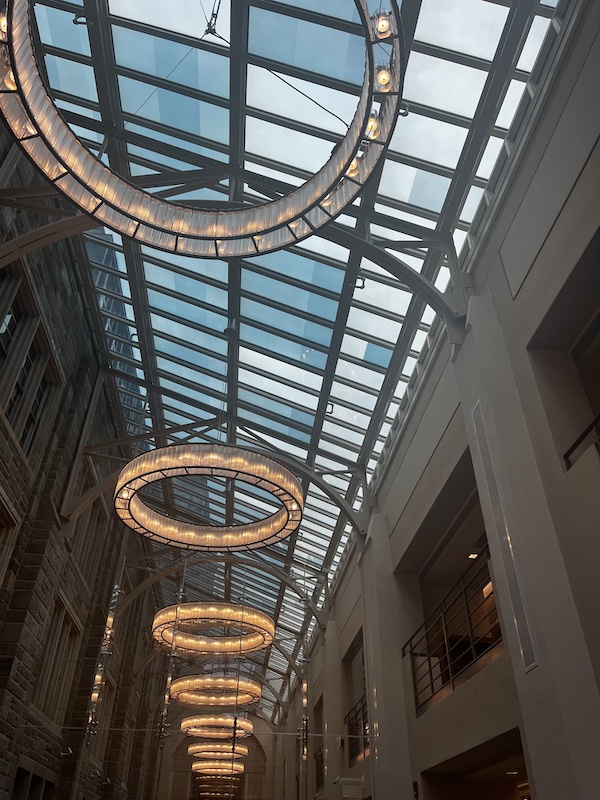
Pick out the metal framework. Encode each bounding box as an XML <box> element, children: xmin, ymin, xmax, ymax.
<box><xmin>0</xmin><ymin>0</ymin><xmax>568</xmax><ymax>728</ymax></box>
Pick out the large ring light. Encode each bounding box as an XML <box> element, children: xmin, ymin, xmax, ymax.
<box><xmin>114</xmin><ymin>444</ymin><xmax>304</xmax><ymax>551</ymax></box>
<box><xmin>192</xmin><ymin>761</ymin><xmax>244</xmax><ymax>776</ymax></box>
<box><xmin>152</xmin><ymin>602</ymin><xmax>274</xmax><ymax>657</ymax></box>
<box><xmin>181</xmin><ymin>714</ymin><xmax>253</xmax><ymax>739</ymax></box>
<box><xmin>188</xmin><ymin>743</ymin><xmax>248</xmax><ymax>760</ymax></box>
<box><xmin>170</xmin><ymin>675</ymin><xmax>261</xmax><ymax>706</ymax></box>
<box><xmin>0</xmin><ymin>1</ymin><xmax>404</xmax><ymax>258</ymax></box>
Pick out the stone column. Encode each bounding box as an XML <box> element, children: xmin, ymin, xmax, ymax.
<box><xmin>323</xmin><ymin>617</ymin><xmax>344</xmax><ymax>798</ymax></box>
<box><xmin>453</xmin><ymin>295</ymin><xmax>600</xmax><ymax>799</ymax></box>
<box><xmin>359</xmin><ymin>514</ymin><xmax>422</xmax><ymax>799</ymax></box>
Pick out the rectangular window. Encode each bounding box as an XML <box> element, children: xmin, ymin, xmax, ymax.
<box><xmin>90</xmin><ymin>677</ymin><xmax>115</xmax><ymax>762</ymax></box>
<box><xmin>0</xmin><ymin>270</ymin><xmax>58</xmax><ymax>458</ymax></box>
<box><xmin>343</xmin><ymin>638</ymin><xmax>369</xmax><ymax>766</ymax></box>
<box><xmin>35</xmin><ymin>597</ymin><xmax>82</xmax><ymax>725</ymax></box>
<box><xmin>0</xmin><ymin>487</ymin><xmax>19</xmax><ymax>590</ymax></box>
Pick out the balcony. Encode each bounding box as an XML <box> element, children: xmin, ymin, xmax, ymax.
<box><xmin>315</xmin><ymin>744</ymin><xmax>324</xmax><ymax>791</ymax></box>
<box><xmin>402</xmin><ymin>547</ymin><xmax>502</xmax><ymax>714</ymax></box>
<box><xmin>563</xmin><ymin>411</ymin><xmax>600</xmax><ymax>468</ymax></box>
<box><xmin>344</xmin><ymin>694</ymin><xmax>369</xmax><ymax>766</ymax></box>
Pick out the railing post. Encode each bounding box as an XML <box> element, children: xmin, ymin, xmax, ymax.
<box><xmin>461</xmin><ymin>573</ymin><xmax>478</xmax><ymax>663</ymax></box>
<box><xmin>440</xmin><ymin>599</ymin><xmax>453</xmax><ymax>689</ymax></box>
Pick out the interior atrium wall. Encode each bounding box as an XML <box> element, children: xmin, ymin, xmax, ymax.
<box><xmin>279</xmin><ymin>2</ymin><xmax>600</xmax><ymax>798</ymax></box>
<box><xmin>0</xmin><ymin>127</ymin><xmax>165</xmax><ymax>799</ymax></box>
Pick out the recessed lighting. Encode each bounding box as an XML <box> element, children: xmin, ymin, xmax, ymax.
<box><xmin>468</xmin><ymin>553</ymin><xmax>478</xmax><ymax>559</ymax></box>
<box><xmin>506</xmin><ymin>770</ymin><xmax>518</xmax><ymax>775</ymax></box>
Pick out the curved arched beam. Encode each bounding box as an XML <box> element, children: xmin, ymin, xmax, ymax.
<box><xmin>323</xmin><ymin>227</ymin><xmax>468</xmax><ymax>325</ymax></box>
<box><xmin>0</xmin><ymin>212</ymin><xmax>465</xmax><ymax>324</ymax></box>
<box><xmin>115</xmin><ymin>552</ymin><xmax>326</xmax><ymax>631</ymax></box>
<box><xmin>0</xmin><ymin>213</ymin><xmax>94</xmax><ymax>270</ymax></box>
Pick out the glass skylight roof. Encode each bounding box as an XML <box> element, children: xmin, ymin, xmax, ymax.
<box><xmin>28</xmin><ymin>0</ymin><xmax>565</xmax><ymax>723</ymax></box>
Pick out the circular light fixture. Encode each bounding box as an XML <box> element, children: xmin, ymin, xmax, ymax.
<box><xmin>192</xmin><ymin>761</ymin><xmax>245</xmax><ymax>776</ymax></box>
<box><xmin>374</xmin><ymin>12</ymin><xmax>392</xmax><ymax>39</ymax></box>
<box><xmin>114</xmin><ymin>444</ymin><xmax>304</xmax><ymax>551</ymax></box>
<box><xmin>188</xmin><ymin>743</ymin><xmax>249</xmax><ymax>760</ymax></box>
<box><xmin>376</xmin><ymin>65</ymin><xmax>392</xmax><ymax>93</ymax></box>
<box><xmin>181</xmin><ymin>714</ymin><xmax>253</xmax><ymax>739</ymax></box>
<box><xmin>170</xmin><ymin>675</ymin><xmax>261</xmax><ymax>706</ymax></box>
<box><xmin>152</xmin><ymin>602</ymin><xmax>274</xmax><ymax>658</ymax></box>
<box><xmin>0</xmin><ymin>0</ymin><xmax>404</xmax><ymax>258</ymax></box>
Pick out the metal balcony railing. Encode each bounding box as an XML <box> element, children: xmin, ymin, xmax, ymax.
<box><xmin>344</xmin><ymin>694</ymin><xmax>369</xmax><ymax>765</ymax></box>
<box><xmin>315</xmin><ymin>744</ymin><xmax>324</xmax><ymax>790</ymax></box>
<box><xmin>563</xmin><ymin>412</ymin><xmax>600</xmax><ymax>468</ymax></box>
<box><xmin>402</xmin><ymin>546</ymin><xmax>502</xmax><ymax>713</ymax></box>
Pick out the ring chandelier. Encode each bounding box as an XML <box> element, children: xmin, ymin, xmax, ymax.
<box><xmin>195</xmin><ymin>778</ymin><xmax>242</xmax><ymax>795</ymax></box>
<box><xmin>170</xmin><ymin>675</ymin><xmax>262</xmax><ymax>706</ymax></box>
<box><xmin>181</xmin><ymin>714</ymin><xmax>253</xmax><ymax>739</ymax></box>
<box><xmin>188</xmin><ymin>743</ymin><xmax>249</xmax><ymax>760</ymax></box>
<box><xmin>0</xmin><ymin>1</ymin><xmax>404</xmax><ymax>258</ymax></box>
<box><xmin>192</xmin><ymin>761</ymin><xmax>245</xmax><ymax>776</ymax></box>
<box><xmin>114</xmin><ymin>445</ymin><xmax>304</xmax><ymax>551</ymax></box>
<box><xmin>152</xmin><ymin>602</ymin><xmax>275</xmax><ymax>657</ymax></box>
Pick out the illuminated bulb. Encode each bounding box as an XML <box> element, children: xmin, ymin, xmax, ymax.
<box><xmin>346</xmin><ymin>157</ymin><xmax>359</xmax><ymax>178</ymax></box>
<box><xmin>4</xmin><ymin>70</ymin><xmax>17</xmax><ymax>92</ymax></box>
<box><xmin>0</xmin><ymin>14</ymin><xmax>7</xmax><ymax>40</ymax></box>
<box><xmin>377</xmin><ymin>67</ymin><xmax>391</xmax><ymax>92</ymax></box>
<box><xmin>289</xmin><ymin>220</ymin><xmax>300</xmax><ymax>229</ymax></box>
<box><xmin>321</xmin><ymin>194</ymin><xmax>333</xmax><ymax>208</ymax></box>
<box><xmin>375</xmin><ymin>13</ymin><xmax>391</xmax><ymax>39</ymax></box>
<box><xmin>365</xmin><ymin>114</ymin><xmax>379</xmax><ymax>141</ymax></box>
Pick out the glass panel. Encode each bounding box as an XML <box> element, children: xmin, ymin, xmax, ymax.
<box><xmin>144</xmin><ymin>263</ymin><xmax>228</xmax><ymax>309</ymax></box>
<box><xmin>36</xmin><ymin>5</ymin><xmax>91</xmax><ymax>55</ymax></box>
<box><xmin>415</xmin><ymin>0</ymin><xmax>509</xmax><ymax>60</ymax></box>
<box><xmin>248</xmin><ymin>8</ymin><xmax>365</xmax><ymax>85</ymax></box>
<box><xmin>240</xmin><ymin>299</ymin><xmax>333</xmax><ymax>347</ymax></box>
<box><xmin>241</xmin><ymin>271</ymin><xmax>338</xmax><ymax>321</ymax></box>
<box><xmin>244</xmin><ymin>251</ymin><xmax>344</xmax><ymax>292</ymax></box>
<box><xmin>108</xmin><ymin>0</ymin><xmax>229</xmax><ymax>42</ymax></box>
<box><xmin>403</xmin><ymin>52</ymin><xmax>487</xmax><ymax>118</ymax></box>
<box><xmin>246</xmin><ymin>65</ymin><xmax>356</xmax><ymax>136</ymax></box>
<box><xmin>45</xmin><ymin>55</ymin><xmax>98</xmax><ymax>102</ymax></box>
<box><xmin>118</xmin><ymin>76</ymin><xmax>229</xmax><ymax>143</ymax></box>
<box><xmin>379</xmin><ymin>161</ymin><xmax>451</xmax><ymax>212</ymax></box>
<box><xmin>113</xmin><ymin>26</ymin><xmax>230</xmax><ymax>97</ymax></box>
<box><xmin>391</xmin><ymin>114</ymin><xmax>468</xmax><ymax>169</ymax></box>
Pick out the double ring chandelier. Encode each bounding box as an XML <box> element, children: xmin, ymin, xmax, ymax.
<box><xmin>181</xmin><ymin>714</ymin><xmax>253</xmax><ymax>739</ymax></box>
<box><xmin>170</xmin><ymin>674</ymin><xmax>262</xmax><ymax>706</ymax></box>
<box><xmin>188</xmin><ymin>743</ymin><xmax>248</xmax><ymax>760</ymax></box>
<box><xmin>114</xmin><ymin>444</ymin><xmax>304</xmax><ymax>551</ymax></box>
<box><xmin>0</xmin><ymin>1</ymin><xmax>404</xmax><ymax>258</ymax></box>
<box><xmin>152</xmin><ymin>602</ymin><xmax>275</xmax><ymax>657</ymax></box>
<box><xmin>192</xmin><ymin>761</ymin><xmax>245</xmax><ymax>776</ymax></box>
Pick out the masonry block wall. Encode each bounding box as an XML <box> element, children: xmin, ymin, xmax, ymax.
<box><xmin>0</xmin><ymin>131</ymin><xmax>165</xmax><ymax>799</ymax></box>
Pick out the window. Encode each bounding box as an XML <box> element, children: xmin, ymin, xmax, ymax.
<box><xmin>90</xmin><ymin>677</ymin><xmax>115</xmax><ymax>762</ymax></box>
<box><xmin>343</xmin><ymin>635</ymin><xmax>369</xmax><ymax>766</ymax></box>
<box><xmin>35</xmin><ymin>596</ymin><xmax>82</xmax><ymax>725</ymax></box>
<box><xmin>0</xmin><ymin>269</ymin><xmax>58</xmax><ymax>457</ymax></box>
<box><xmin>314</xmin><ymin>695</ymin><xmax>324</xmax><ymax>792</ymax></box>
<box><xmin>0</xmin><ymin>487</ymin><xmax>20</xmax><ymax>590</ymax></box>
<box><xmin>10</xmin><ymin>767</ymin><xmax>54</xmax><ymax>800</ymax></box>
<box><xmin>70</xmin><ymin>467</ymin><xmax>108</xmax><ymax>587</ymax></box>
